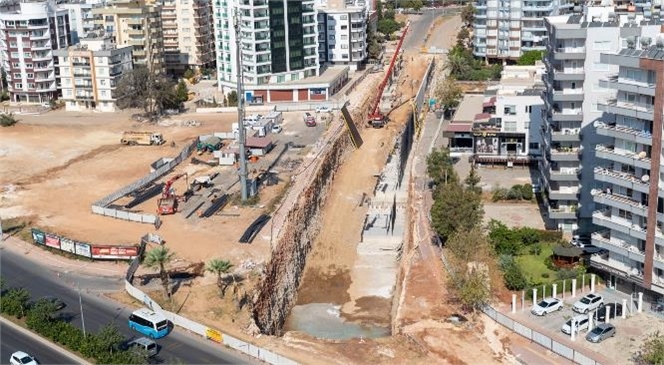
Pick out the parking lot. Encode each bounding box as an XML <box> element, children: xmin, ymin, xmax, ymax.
<box><xmin>511</xmin><ymin>287</ymin><xmax>660</xmax><ymax>363</ymax></box>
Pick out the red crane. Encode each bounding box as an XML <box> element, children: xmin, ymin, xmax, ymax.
<box><xmin>157</xmin><ymin>173</ymin><xmax>188</xmax><ymax>215</ymax></box>
<box><xmin>367</xmin><ymin>22</ymin><xmax>410</xmax><ymax>128</ymax></box>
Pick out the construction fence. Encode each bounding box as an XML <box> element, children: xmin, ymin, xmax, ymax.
<box><xmin>91</xmin><ymin>140</ymin><xmax>198</xmax><ymax>225</ymax></box>
<box><xmin>123</xmin><ymin>241</ymin><xmax>298</xmax><ymax>365</ymax></box>
<box><xmin>30</xmin><ymin>228</ymin><xmax>139</xmax><ymax>261</ymax></box>
<box><xmin>414</xmin><ymin>58</ymin><xmax>436</xmax><ymax>117</ymax></box>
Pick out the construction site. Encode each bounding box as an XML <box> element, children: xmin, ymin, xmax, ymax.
<box><xmin>0</xmin><ymin>13</ymin><xmax>523</xmax><ymax>365</ymax></box>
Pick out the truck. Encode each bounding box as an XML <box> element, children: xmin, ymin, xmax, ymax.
<box><xmin>121</xmin><ymin>131</ymin><xmax>165</xmax><ymax>146</ymax></box>
<box><xmin>197</xmin><ymin>136</ymin><xmax>223</xmax><ymax>152</ymax></box>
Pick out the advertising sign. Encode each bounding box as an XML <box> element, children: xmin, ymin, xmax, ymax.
<box><xmin>44</xmin><ymin>233</ymin><xmax>61</xmax><ymax>249</ymax></box>
<box><xmin>75</xmin><ymin>241</ymin><xmax>92</xmax><ymax>258</ymax></box>
<box><xmin>60</xmin><ymin>238</ymin><xmax>76</xmax><ymax>254</ymax></box>
<box><xmin>31</xmin><ymin>229</ymin><xmax>45</xmax><ymax>245</ymax></box>
<box><xmin>91</xmin><ymin>246</ymin><xmax>139</xmax><ymax>260</ymax></box>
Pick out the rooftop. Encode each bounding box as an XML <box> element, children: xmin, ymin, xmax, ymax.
<box><xmin>615</xmin><ymin>46</ymin><xmax>664</xmax><ymax>60</ymax></box>
<box><xmin>451</xmin><ymin>94</ymin><xmax>485</xmax><ymax>124</ymax></box>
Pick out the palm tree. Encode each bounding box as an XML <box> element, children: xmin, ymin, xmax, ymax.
<box><xmin>143</xmin><ymin>246</ymin><xmax>176</xmax><ymax>299</ymax></box>
<box><xmin>206</xmin><ymin>259</ymin><xmax>233</xmax><ymax>296</ymax></box>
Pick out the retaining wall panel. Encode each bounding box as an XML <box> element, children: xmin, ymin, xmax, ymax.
<box><xmin>551</xmin><ymin>340</ymin><xmax>574</xmax><ymax>361</ymax></box>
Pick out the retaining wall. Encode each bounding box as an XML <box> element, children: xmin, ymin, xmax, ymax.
<box><xmin>196</xmin><ymin>101</ymin><xmax>347</xmax><ymax>114</ymax></box>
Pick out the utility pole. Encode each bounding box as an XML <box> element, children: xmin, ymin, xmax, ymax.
<box><xmin>78</xmin><ymin>281</ymin><xmax>87</xmax><ymax>338</ymax></box>
<box><xmin>234</xmin><ymin>10</ymin><xmax>249</xmax><ymax>201</ymax></box>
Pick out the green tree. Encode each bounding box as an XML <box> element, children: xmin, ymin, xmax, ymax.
<box><xmin>431</xmin><ymin>181</ymin><xmax>484</xmax><ymax>242</ymax></box>
<box><xmin>635</xmin><ymin>331</ymin><xmax>664</xmax><ymax>365</ymax></box>
<box><xmin>114</xmin><ymin>66</ymin><xmax>179</xmax><ymax>118</ymax></box>
<box><xmin>376</xmin><ymin>0</ymin><xmax>383</xmax><ymax>19</ymax></box>
<box><xmin>377</xmin><ymin>18</ymin><xmax>401</xmax><ymax>37</ymax></box>
<box><xmin>500</xmin><ymin>255</ymin><xmax>528</xmax><ymax>290</ymax></box>
<box><xmin>461</xmin><ymin>4</ymin><xmax>476</xmax><ymax>26</ymax></box>
<box><xmin>175</xmin><ymin>80</ymin><xmax>189</xmax><ymax>104</ymax></box>
<box><xmin>435</xmin><ymin>76</ymin><xmax>463</xmax><ymax>112</ymax></box>
<box><xmin>464</xmin><ymin>164</ymin><xmax>482</xmax><ymax>195</ymax></box>
<box><xmin>92</xmin><ymin>324</ymin><xmax>126</xmax><ymax>363</ymax></box>
<box><xmin>445</xmin><ymin>51</ymin><xmax>472</xmax><ymax>80</ymax></box>
<box><xmin>0</xmin><ymin>113</ymin><xmax>19</xmax><ymax>127</ymax></box>
<box><xmin>25</xmin><ymin>298</ymin><xmax>58</xmax><ymax>332</ymax></box>
<box><xmin>143</xmin><ymin>246</ymin><xmax>176</xmax><ymax>299</ymax></box>
<box><xmin>446</xmin><ymin>228</ymin><xmax>493</xmax><ymax>312</ymax></box>
<box><xmin>206</xmin><ymin>259</ymin><xmax>234</xmax><ymax>296</ymax></box>
<box><xmin>426</xmin><ymin>148</ymin><xmax>458</xmax><ymax>187</ymax></box>
<box><xmin>487</xmin><ymin>219</ymin><xmax>522</xmax><ymax>256</ymax></box>
<box><xmin>456</xmin><ymin>27</ymin><xmax>471</xmax><ymax>48</ymax></box>
<box><xmin>1</xmin><ymin>287</ymin><xmax>31</xmax><ymax>318</ymax></box>
<box><xmin>517</xmin><ymin>50</ymin><xmax>545</xmax><ymax>66</ymax></box>
<box><xmin>367</xmin><ymin>30</ymin><xmax>383</xmax><ymax>59</ymax></box>
<box><xmin>405</xmin><ymin>0</ymin><xmax>424</xmax><ymax>10</ymax></box>
<box><xmin>226</xmin><ymin>91</ymin><xmax>239</xmax><ymax>107</ymax></box>
<box><xmin>183</xmin><ymin>69</ymin><xmax>195</xmax><ymax>80</ymax></box>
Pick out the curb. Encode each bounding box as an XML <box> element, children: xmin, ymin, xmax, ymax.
<box><xmin>0</xmin><ymin>316</ymin><xmax>92</xmax><ymax>365</ymax></box>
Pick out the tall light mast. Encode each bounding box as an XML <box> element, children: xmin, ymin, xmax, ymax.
<box><xmin>234</xmin><ymin>10</ymin><xmax>249</xmax><ymax>201</ymax></box>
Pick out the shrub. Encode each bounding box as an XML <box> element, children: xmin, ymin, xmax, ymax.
<box><xmin>541</xmin><ymin>273</ymin><xmax>550</xmax><ymax>279</ymax></box>
<box><xmin>506</xmin><ymin>185</ymin><xmax>523</xmax><ymax>200</ymax></box>
<box><xmin>521</xmin><ymin>184</ymin><xmax>534</xmax><ymax>200</ymax></box>
<box><xmin>544</xmin><ymin>256</ymin><xmax>557</xmax><ymax>271</ymax></box>
<box><xmin>529</xmin><ymin>245</ymin><xmax>542</xmax><ymax>255</ymax></box>
<box><xmin>492</xmin><ymin>187</ymin><xmax>508</xmax><ymax>202</ymax></box>
<box><xmin>1</xmin><ymin>287</ymin><xmax>31</xmax><ymax>318</ymax></box>
<box><xmin>500</xmin><ymin>255</ymin><xmax>529</xmax><ymax>291</ymax></box>
<box><xmin>539</xmin><ymin>230</ymin><xmax>563</xmax><ymax>243</ymax></box>
<box><xmin>519</xmin><ymin>227</ymin><xmax>541</xmax><ymax>245</ymax></box>
<box><xmin>556</xmin><ymin>268</ymin><xmax>578</xmax><ymax>280</ymax></box>
<box><xmin>0</xmin><ymin>113</ymin><xmax>19</xmax><ymax>127</ymax></box>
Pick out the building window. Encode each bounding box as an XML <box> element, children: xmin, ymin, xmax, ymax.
<box><xmin>328</xmin><ymin>25</ymin><xmax>334</xmax><ymax>30</ymax></box>
<box><xmin>12</xmin><ymin>62</ymin><xmax>19</xmax><ymax>67</ymax></box>
<box><xmin>13</xmin><ymin>73</ymin><xmax>20</xmax><ymax>78</ymax></box>
<box><xmin>15</xmin><ymin>83</ymin><xmax>22</xmax><ymax>88</ymax></box>
<box><xmin>328</xmin><ymin>44</ymin><xmax>334</xmax><ymax>49</ymax></box>
<box><xmin>526</xmin><ymin>105</ymin><xmax>532</xmax><ymax>113</ymax></box>
<box><xmin>504</xmin><ymin>121</ymin><xmax>517</xmax><ymax>131</ymax></box>
<box><xmin>10</xmin><ymin>52</ymin><xmax>19</xmax><ymax>58</ymax></box>
<box><xmin>23</xmin><ymin>52</ymin><xmax>31</xmax><ymax>58</ymax></box>
<box><xmin>101</xmin><ymin>90</ymin><xmax>107</xmax><ymax>97</ymax></box>
<box><xmin>26</xmin><ymin>73</ymin><xmax>33</xmax><ymax>78</ymax></box>
<box><xmin>504</xmin><ymin>105</ymin><xmax>516</xmax><ymax>115</ymax></box>
<box><xmin>340</xmin><ymin>15</ymin><xmax>348</xmax><ymax>20</ymax></box>
<box><xmin>529</xmin><ymin>142</ymin><xmax>539</xmax><ymax>150</ymax></box>
<box><xmin>341</xmin><ymin>35</ymin><xmax>348</xmax><ymax>40</ymax></box>
<box><xmin>618</xmin><ymin>209</ymin><xmax>632</xmax><ymax>220</ymax></box>
<box><xmin>277</xmin><ymin>75</ymin><xmax>285</xmax><ymax>83</ymax></box>
<box><xmin>9</xmin><ymin>41</ymin><xmax>16</xmax><ymax>47</ymax></box>
<box><xmin>28</xmin><ymin>83</ymin><xmax>35</xmax><ymax>89</ymax></box>
<box><xmin>341</xmin><ymin>25</ymin><xmax>347</xmax><ymax>30</ymax></box>
<box><xmin>341</xmin><ymin>44</ymin><xmax>348</xmax><ymax>49</ymax></box>
<box><xmin>25</xmin><ymin>63</ymin><xmax>32</xmax><ymax>68</ymax></box>
<box><xmin>100</xmin><ymin>79</ymin><xmax>106</xmax><ymax>86</ymax></box>
<box><xmin>342</xmin><ymin>54</ymin><xmax>348</xmax><ymax>59</ymax></box>
<box><xmin>328</xmin><ymin>35</ymin><xmax>334</xmax><ymax>40</ymax></box>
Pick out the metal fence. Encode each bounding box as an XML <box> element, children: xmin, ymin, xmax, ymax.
<box><xmin>414</xmin><ymin>59</ymin><xmax>435</xmax><ymax>116</ymax></box>
<box><xmin>91</xmin><ymin>140</ymin><xmax>197</xmax><ymax>224</ymax></box>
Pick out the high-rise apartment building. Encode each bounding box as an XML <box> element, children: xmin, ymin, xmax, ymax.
<box><xmin>590</xmin><ymin>42</ymin><xmax>664</xmax><ymax>298</ymax></box>
<box><xmin>540</xmin><ymin>8</ymin><xmax>662</xmax><ymax>233</ymax></box>
<box><xmin>0</xmin><ymin>0</ymin><xmax>71</xmax><ymax>104</ymax></box>
<box><xmin>473</xmin><ymin>0</ymin><xmax>573</xmax><ymax>60</ymax></box>
<box><xmin>316</xmin><ymin>0</ymin><xmax>369</xmax><ymax>70</ymax></box>
<box><xmin>212</xmin><ymin>0</ymin><xmax>319</xmax><ymax>93</ymax></box>
<box><xmin>59</xmin><ymin>1</ymin><xmax>97</xmax><ymax>43</ymax></box>
<box><xmin>92</xmin><ymin>0</ymin><xmax>163</xmax><ymax>70</ymax></box>
<box><xmin>156</xmin><ymin>0</ymin><xmax>214</xmax><ymax>74</ymax></box>
<box><xmin>54</xmin><ymin>35</ymin><xmax>132</xmax><ymax>112</ymax></box>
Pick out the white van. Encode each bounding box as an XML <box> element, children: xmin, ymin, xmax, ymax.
<box><xmin>127</xmin><ymin>337</ymin><xmax>158</xmax><ymax>357</ymax></box>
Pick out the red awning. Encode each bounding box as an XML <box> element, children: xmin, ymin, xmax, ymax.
<box><xmin>445</xmin><ymin>123</ymin><xmax>472</xmax><ymax>133</ymax></box>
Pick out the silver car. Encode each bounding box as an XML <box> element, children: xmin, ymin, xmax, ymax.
<box><xmin>585</xmin><ymin>323</ymin><xmax>616</xmax><ymax>343</ymax></box>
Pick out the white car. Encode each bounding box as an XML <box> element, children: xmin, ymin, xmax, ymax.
<box><xmin>531</xmin><ymin>297</ymin><xmax>563</xmax><ymax>316</ymax></box>
<box><xmin>10</xmin><ymin>352</ymin><xmax>38</xmax><ymax>365</ymax></box>
<box><xmin>561</xmin><ymin>314</ymin><xmax>590</xmax><ymax>335</ymax></box>
<box><xmin>573</xmin><ymin>293</ymin><xmax>604</xmax><ymax>314</ymax></box>
<box><xmin>315</xmin><ymin>105</ymin><xmax>332</xmax><ymax>113</ymax></box>
<box><xmin>271</xmin><ymin>124</ymin><xmax>283</xmax><ymax>134</ymax></box>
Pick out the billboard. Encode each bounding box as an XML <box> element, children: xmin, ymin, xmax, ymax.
<box><xmin>91</xmin><ymin>246</ymin><xmax>139</xmax><ymax>260</ymax></box>
<box><xmin>31</xmin><ymin>229</ymin><xmax>45</xmax><ymax>245</ymax></box>
<box><xmin>75</xmin><ymin>242</ymin><xmax>92</xmax><ymax>258</ymax></box>
<box><xmin>44</xmin><ymin>233</ymin><xmax>61</xmax><ymax>249</ymax></box>
<box><xmin>60</xmin><ymin>238</ymin><xmax>76</xmax><ymax>254</ymax></box>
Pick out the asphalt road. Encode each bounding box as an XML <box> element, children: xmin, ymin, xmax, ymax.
<box><xmin>0</xmin><ymin>249</ymin><xmax>255</xmax><ymax>364</ymax></box>
<box><xmin>0</xmin><ymin>320</ymin><xmax>81</xmax><ymax>365</ymax></box>
<box><xmin>402</xmin><ymin>7</ymin><xmax>462</xmax><ymax>51</ymax></box>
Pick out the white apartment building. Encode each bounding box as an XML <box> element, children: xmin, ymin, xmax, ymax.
<box><xmin>157</xmin><ymin>0</ymin><xmax>214</xmax><ymax>74</ymax></box>
<box><xmin>0</xmin><ymin>0</ymin><xmax>71</xmax><ymax>104</ymax></box>
<box><xmin>540</xmin><ymin>8</ymin><xmax>662</xmax><ymax>233</ymax></box>
<box><xmin>316</xmin><ymin>0</ymin><xmax>368</xmax><ymax>70</ymax></box>
<box><xmin>473</xmin><ymin>0</ymin><xmax>574</xmax><ymax>60</ymax></box>
<box><xmin>472</xmin><ymin>65</ymin><xmax>544</xmax><ymax>164</ymax></box>
<box><xmin>54</xmin><ymin>35</ymin><xmax>132</xmax><ymax>112</ymax></box>
<box><xmin>59</xmin><ymin>1</ymin><xmax>96</xmax><ymax>43</ymax></box>
<box><xmin>212</xmin><ymin>0</ymin><xmax>319</xmax><ymax>98</ymax></box>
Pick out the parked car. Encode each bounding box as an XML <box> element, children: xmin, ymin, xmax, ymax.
<box><xmin>271</xmin><ymin>124</ymin><xmax>283</xmax><ymax>134</ymax></box>
<box><xmin>561</xmin><ymin>314</ymin><xmax>590</xmax><ymax>335</ymax></box>
<box><xmin>531</xmin><ymin>297</ymin><xmax>563</xmax><ymax>316</ymax></box>
<box><xmin>571</xmin><ymin>235</ymin><xmax>592</xmax><ymax>247</ymax></box>
<box><xmin>315</xmin><ymin>105</ymin><xmax>332</xmax><ymax>113</ymax></box>
<box><xmin>585</xmin><ymin>323</ymin><xmax>616</xmax><ymax>343</ymax></box>
<box><xmin>596</xmin><ymin>303</ymin><xmax>624</xmax><ymax>322</ymax></box>
<box><xmin>573</xmin><ymin>293</ymin><xmax>604</xmax><ymax>314</ymax></box>
<box><xmin>39</xmin><ymin>296</ymin><xmax>66</xmax><ymax>311</ymax></box>
<box><xmin>9</xmin><ymin>352</ymin><xmax>38</xmax><ymax>365</ymax></box>
<box><xmin>582</xmin><ymin>245</ymin><xmax>607</xmax><ymax>255</ymax></box>
<box><xmin>532</xmin><ymin>183</ymin><xmax>542</xmax><ymax>194</ymax></box>
<box><xmin>127</xmin><ymin>337</ymin><xmax>159</xmax><ymax>358</ymax></box>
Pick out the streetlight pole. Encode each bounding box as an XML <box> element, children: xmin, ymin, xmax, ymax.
<box><xmin>78</xmin><ymin>281</ymin><xmax>87</xmax><ymax>338</ymax></box>
<box><xmin>234</xmin><ymin>10</ymin><xmax>249</xmax><ymax>202</ymax></box>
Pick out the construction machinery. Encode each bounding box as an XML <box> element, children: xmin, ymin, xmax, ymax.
<box><xmin>367</xmin><ymin>23</ymin><xmax>410</xmax><ymax>128</ymax></box>
<box><xmin>121</xmin><ymin>131</ymin><xmax>165</xmax><ymax>146</ymax></box>
<box><xmin>157</xmin><ymin>173</ymin><xmax>188</xmax><ymax>215</ymax></box>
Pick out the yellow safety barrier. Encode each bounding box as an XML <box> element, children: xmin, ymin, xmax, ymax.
<box><xmin>205</xmin><ymin>328</ymin><xmax>223</xmax><ymax>343</ymax></box>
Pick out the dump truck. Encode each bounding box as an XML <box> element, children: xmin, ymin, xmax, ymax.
<box><xmin>121</xmin><ymin>131</ymin><xmax>165</xmax><ymax>146</ymax></box>
<box><xmin>197</xmin><ymin>136</ymin><xmax>223</xmax><ymax>153</ymax></box>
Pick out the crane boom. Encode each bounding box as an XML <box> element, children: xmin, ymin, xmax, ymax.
<box><xmin>162</xmin><ymin>173</ymin><xmax>188</xmax><ymax>198</ymax></box>
<box><xmin>367</xmin><ymin>22</ymin><xmax>410</xmax><ymax>127</ymax></box>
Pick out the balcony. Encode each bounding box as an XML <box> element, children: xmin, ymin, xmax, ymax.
<box><xmin>75</xmin><ymin>94</ymin><xmax>94</xmax><ymax>101</ymax></box>
<box><xmin>553</xmin><ymin>46</ymin><xmax>586</xmax><ymax>60</ymax></box>
<box><xmin>598</xmin><ymin>74</ymin><xmax>656</xmax><ymax>97</ymax></box>
<box><xmin>74</xmin><ymin>83</ymin><xmax>93</xmax><ymax>89</ymax></box>
<box><xmin>597</xmin><ymin>99</ymin><xmax>654</xmax><ymax>120</ymax></box>
<box><xmin>549</xmin><ymin>165</ymin><xmax>580</xmax><ymax>181</ymax></box>
<box><xmin>551</xmin><ymin>127</ymin><xmax>581</xmax><ymax>142</ymax></box>
<box><xmin>549</xmin><ymin>146</ymin><xmax>581</xmax><ymax>161</ymax></box>
<box><xmin>32</xmin><ymin>53</ymin><xmax>52</xmax><ymax>61</ymax></box>
<box><xmin>593</xmin><ymin>191</ymin><xmax>647</xmax><ymax>217</ymax></box>
<box><xmin>549</xmin><ymin>187</ymin><xmax>579</xmax><ymax>200</ymax></box>
<box><xmin>31</xmin><ymin>42</ymin><xmax>51</xmax><ymax>50</ymax></box>
<box><xmin>73</xmin><ymin>72</ymin><xmax>92</xmax><ymax>78</ymax></box>
<box><xmin>548</xmin><ymin>206</ymin><xmax>577</xmax><ymax>219</ymax></box>
<box><xmin>594</xmin><ymin>121</ymin><xmax>652</xmax><ymax>145</ymax></box>
<box><xmin>551</xmin><ymin>108</ymin><xmax>582</xmax><ymax>122</ymax></box>
<box><xmin>552</xmin><ymin>89</ymin><xmax>584</xmax><ymax>102</ymax></box>
<box><xmin>34</xmin><ymin>74</ymin><xmax>54</xmax><ymax>82</ymax></box>
<box><xmin>553</xmin><ymin>67</ymin><xmax>585</xmax><ymax>81</ymax></box>
<box><xmin>591</xmin><ymin>231</ymin><xmax>645</xmax><ymax>262</ymax></box>
<box><xmin>594</xmin><ymin>167</ymin><xmax>649</xmax><ymax>194</ymax></box>
<box><xmin>595</xmin><ymin>144</ymin><xmax>651</xmax><ymax>170</ymax></box>
<box><xmin>72</xmin><ymin>61</ymin><xmax>90</xmax><ymax>67</ymax></box>
<box><xmin>590</xmin><ymin>255</ymin><xmax>643</xmax><ymax>283</ymax></box>
<box><xmin>592</xmin><ymin>210</ymin><xmax>647</xmax><ymax>241</ymax></box>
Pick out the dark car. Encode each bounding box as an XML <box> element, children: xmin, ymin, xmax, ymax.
<box><xmin>596</xmin><ymin>303</ymin><xmax>623</xmax><ymax>322</ymax></box>
<box><xmin>39</xmin><ymin>296</ymin><xmax>66</xmax><ymax>311</ymax></box>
